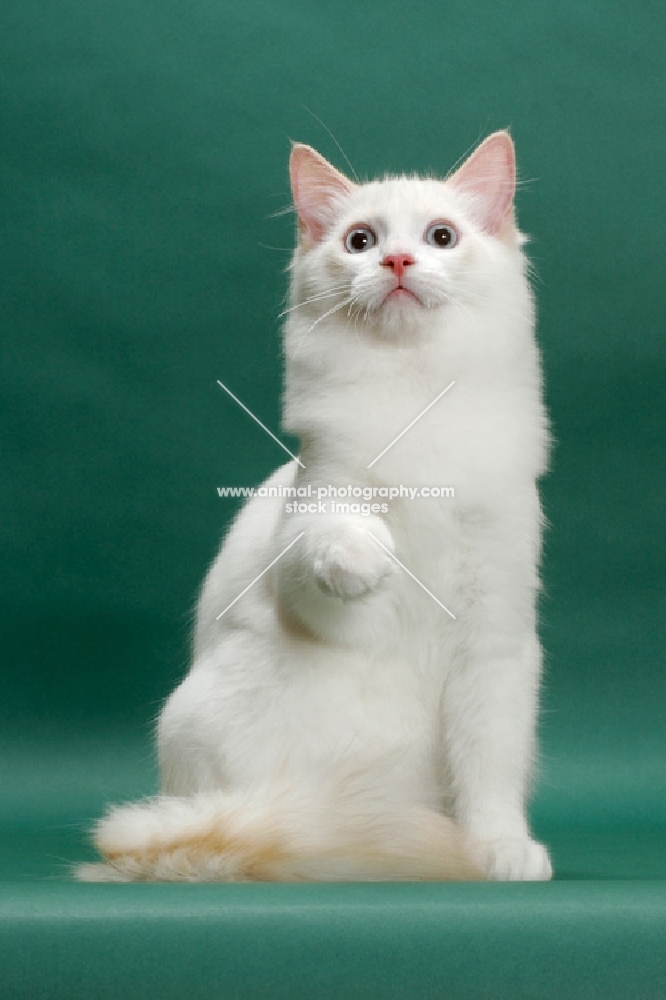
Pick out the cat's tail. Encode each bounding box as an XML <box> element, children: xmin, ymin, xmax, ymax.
<box><xmin>76</xmin><ymin>785</ymin><xmax>480</xmax><ymax>882</ymax></box>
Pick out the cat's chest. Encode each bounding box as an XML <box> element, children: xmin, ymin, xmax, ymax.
<box><xmin>340</xmin><ymin>380</ymin><xmax>533</xmax><ymax>492</ymax></box>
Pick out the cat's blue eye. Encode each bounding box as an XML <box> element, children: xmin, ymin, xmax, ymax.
<box><xmin>425</xmin><ymin>223</ymin><xmax>458</xmax><ymax>249</ymax></box>
<box><xmin>344</xmin><ymin>226</ymin><xmax>377</xmax><ymax>254</ymax></box>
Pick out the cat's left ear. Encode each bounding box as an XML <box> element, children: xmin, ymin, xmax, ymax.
<box><xmin>290</xmin><ymin>144</ymin><xmax>355</xmax><ymax>244</ymax></box>
<box><xmin>448</xmin><ymin>131</ymin><xmax>516</xmax><ymax>236</ymax></box>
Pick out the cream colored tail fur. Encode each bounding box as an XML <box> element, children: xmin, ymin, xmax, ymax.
<box><xmin>76</xmin><ymin>788</ymin><xmax>480</xmax><ymax>882</ymax></box>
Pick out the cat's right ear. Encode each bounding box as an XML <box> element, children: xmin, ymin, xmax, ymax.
<box><xmin>447</xmin><ymin>131</ymin><xmax>516</xmax><ymax>237</ymax></box>
<box><xmin>290</xmin><ymin>144</ymin><xmax>355</xmax><ymax>245</ymax></box>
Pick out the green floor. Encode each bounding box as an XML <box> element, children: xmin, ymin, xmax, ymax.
<box><xmin>1</xmin><ymin>735</ymin><xmax>664</xmax><ymax>999</ymax></box>
<box><xmin>2</xmin><ymin>881</ymin><xmax>665</xmax><ymax>1000</ymax></box>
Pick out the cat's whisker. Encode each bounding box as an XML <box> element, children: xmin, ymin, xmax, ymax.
<box><xmin>346</xmin><ymin>295</ymin><xmax>361</xmax><ymax>320</ymax></box>
<box><xmin>525</xmin><ymin>260</ymin><xmax>543</xmax><ymax>287</ymax></box>
<box><xmin>357</xmin><ymin>310</ymin><xmax>368</xmax><ymax>342</ymax></box>
<box><xmin>301</xmin><ymin>104</ymin><xmax>359</xmax><ymax>183</ymax></box>
<box><xmin>279</xmin><ymin>288</ymin><xmax>349</xmax><ymax>316</ymax></box>
<box><xmin>342</xmin><ymin>294</ymin><xmax>366</xmax><ymax>344</ymax></box>
<box><xmin>258</xmin><ymin>242</ymin><xmax>293</xmax><ymax>252</ymax></box>
<box><xmin>278</xmin><ymin>286</ymin><xmax>349</xmax><ymax>319</ymax></box>
<box><xmin>443</xmin><ymin>292</ymin><xmax>468</xmax><ymax>323</ymax></box>
<box><xmin>290</xmin><ymin>296</ymin><xmax>354</xmax><ymax>357</ymax></box>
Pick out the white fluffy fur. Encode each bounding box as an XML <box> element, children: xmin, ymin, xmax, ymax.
<box><xmin>79</xmin><ymin>133</ymin><xmax>552</xmax><ymax>883</ymax></box>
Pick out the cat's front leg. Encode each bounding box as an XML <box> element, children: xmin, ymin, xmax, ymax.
<box><xmin>276</xmin><ymin>510</ymin><xmax>397</xmax><ymax>607</ymax></box>
<box><xmin>311</xmin><ymin>516</ymin><xmax>397</xmax><ymax>599</ymax></box>
<box><xmin>443</xmin><ymin>634</ymin><xmax>553</xmax><ymax>881</ymax></box>
<box><xmin>468</xmin><ymin>834</ymin><xmax>552</xmax><ymax>882</ymax></box>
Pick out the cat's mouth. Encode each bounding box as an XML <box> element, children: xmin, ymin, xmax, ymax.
<box><xmin>383</xmin><ymin>286</ymin><xmax>422</xmax><ymax>306</ymax></box>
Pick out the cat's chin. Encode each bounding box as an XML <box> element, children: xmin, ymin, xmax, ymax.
<box><xmin>370</xmin><ymin>309</ymin><xmax>435</xmax><ymax>343</ymax></box>
<box><xmin>371</xmin><ymin>288</ymin><xmax>445</xmax><ymax>340</ymax></box>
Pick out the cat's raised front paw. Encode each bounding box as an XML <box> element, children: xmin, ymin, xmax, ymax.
<box><xmin>313</xmin><ymin>522</ymin><xmax>395</xmax><ymax>600</ymax></box>
<box><xmin>470</xmin><ymin>836</ymin><xmax>553</xmax><ymax>882</ymax></box>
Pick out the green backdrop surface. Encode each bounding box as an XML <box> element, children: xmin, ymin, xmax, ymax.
<box><xmin>1</xmin><ymin>0</ymin><xmax>665</xmax><ymax>997</ymax></box>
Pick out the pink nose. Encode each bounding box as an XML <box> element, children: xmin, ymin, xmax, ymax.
<box><xmin>381</xmin><ymin>254</ymin><xmax>415</xmax><ymax>282</ymax></box>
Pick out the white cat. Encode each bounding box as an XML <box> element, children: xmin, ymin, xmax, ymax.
<box><xmin>78</xmin><ymin>131</ymin><xmax>553</xmax><ymax>882</ymax></box>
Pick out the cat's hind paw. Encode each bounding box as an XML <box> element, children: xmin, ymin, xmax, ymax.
<box><xmin>470</xmin><ymin>836</ymin><xmax>553</xmax><ymax>881</ymax></box>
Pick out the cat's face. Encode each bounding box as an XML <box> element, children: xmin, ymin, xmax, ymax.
<box><xmin>289</xmin><ymin>133</ymin><xmax>520</xmax><ymax>338</ymax></box>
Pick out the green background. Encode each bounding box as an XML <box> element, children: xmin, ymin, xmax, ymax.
<box><xmin>1</xmin><ymin>0</ymin><xmax>665</xmax><ymax>996</ymax></box>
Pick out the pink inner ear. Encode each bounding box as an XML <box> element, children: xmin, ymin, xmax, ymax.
<box><xmin>448</xmin><ymin>132</ymin><xmax>516</xmax><ymax>235</ymax></box>
<box><xmin>290</xmin><ymin>144</ymin><xmax>354</xmax><ymax>243</ymax></box>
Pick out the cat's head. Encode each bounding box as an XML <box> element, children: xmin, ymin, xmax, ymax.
<box><xmin>287</xmin><ymin>132</ymin><xmax>524</xmax><ymax>342</ymax></box>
